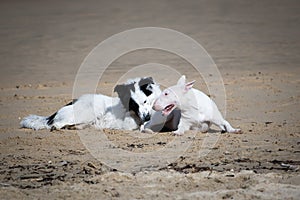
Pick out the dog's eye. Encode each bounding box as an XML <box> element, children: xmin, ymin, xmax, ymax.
<box><xmin>144</xmin><ymin>100</ymin><xmax>147</xmax><ymax>104</ymax></box>
<box><xmin>164</xmin><ymin>92</ymin><xmax>168</xmax><ymax>96</ymax></box>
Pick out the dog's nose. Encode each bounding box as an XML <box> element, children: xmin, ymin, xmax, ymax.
<box><xmin>143</xmin><ymin>113</ymin><xmax>151</xmax><ymax>122</ymax></box>
<box><xmin>152</xmin><ymin>104</ymin><xmax>161</xmax><ymax>111</ymax></box>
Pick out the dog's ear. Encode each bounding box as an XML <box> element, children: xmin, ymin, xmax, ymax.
<box><xmin>114</xmin><ymin>84</ymin><xmax>124</xmax><ymax>96</ymax></box>
<box><xmin>184</xmin><ymin>80</ymin><xmax>195</xmax><ymax>92</ymax></box>
<box><xmin>114</xmin><ymin>84</ymin><xmax>133</xmax><ymax>111</ymax></box>
<box><xmin>114</xmin><ymin>83</ymin><xmax>135</xmax><ymax>96</ymax></box>
<box><xmin>139</xmin><ymin>77</ymin><xmax>154</xmax><ymax>86</ymax></box>
<box><xmin>145</xmin><ymin>76</ymin><xmax>153</xmax><ymax>83</ymax></box>
<box><xmin>139</xmin><ymin>77</ymin><xmax>154</xmax><ymax>96</ymax></box>
<box><xmin>177</xmin><ymin>75</ymin><xmax>186</xmax><ymax>86</ymax></box>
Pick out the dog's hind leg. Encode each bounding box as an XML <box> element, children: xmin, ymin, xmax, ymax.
<box><xmin>50</xmin><ymin>105</ymin><xmax>76</xmax><ymax>130</ymax></box>
<box><xmin>210</xmin><ymin>104</ymin><xmax>241</xmax><ymax>133</ymax></box>
<box><xmin>199</xmin><ymin>121</ymin><xmax>211</xmax><ymax>133</ymax></box>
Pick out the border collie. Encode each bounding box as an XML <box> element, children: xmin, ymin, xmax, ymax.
<box><xmin>20</xmin><ymin>77</ymin><xmax>162</xmax><ymax>131</ymax></box>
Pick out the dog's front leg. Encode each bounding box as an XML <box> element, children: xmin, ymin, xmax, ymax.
<box><xmin>173</xmin><ymin>119</ymin><xmax>191</xmax><ymax>135</ymax></box>
<box><xmin>123</xmin><ymin>113</ymin><xmax>139</xmax><ymax>130</ymax></box>
<box><xmin>140</xmin><ymin>122</ymin><xmax>154</xmax><ymax>134</ymax></box>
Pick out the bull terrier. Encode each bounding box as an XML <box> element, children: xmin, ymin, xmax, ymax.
<box><xmin>153</xmin><ymin>75</ymin><xmax>241</xmax><ymax>135</ymax></box>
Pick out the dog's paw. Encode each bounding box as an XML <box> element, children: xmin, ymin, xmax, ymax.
<box><xmin>142</xmin><ymin>128</ymin><xmax>155</xmax><ymax>134</ymax></box>
<box><xmin>172</xmin><ymin>130</ymin><xmax>184</xmax><ymax>136</ymax></box>
<box><xmin>139</xmin><ymin>124</ymin><xmax>145</xmax><ymax>132</ymax></box>
<box><xmin>140</xmin><ymin>124</ymin><xmax>154</xmax><ymax>134</ymax></box>
<box><xmin>233</xmin><ymin>129</ymin><xmax>242</xmax><ymax>134</ymax></box>
<box><xmin>228</xmin><ymin>128</ymin><xmax>242</xmax><ymax>134</ymax></box>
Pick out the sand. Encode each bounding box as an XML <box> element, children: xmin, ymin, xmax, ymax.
<box><xmin>0</xmin><ymin>0</ymin><xmax>299</xmax><ymax>199</ymax></box>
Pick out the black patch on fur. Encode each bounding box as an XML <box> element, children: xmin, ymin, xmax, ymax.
<box><xmin>129</xmin><ymin>97</ymin><xmax>140</xmax><ymax>117</ymax></box>
<box><xmin>114</xmin><ymin>83</ymin><xmax>135</xmax><ymax>111</ymax></box>
<box><xmin>47</xmin><ymin>99</ymin><xmax>78</xmax><ymax>125</ymax></box>
<box><xmin>138</xmin><ymin>77</ymin><xmax>154</xmax><ymax>96</ymax></box>
<box><xmin>47</xmin><ymin>113</ymin><xmax>57</xmax><ymax>126</ymax></box>
<box><xmin>221</xmin><ymin>125</ymin><xmax>227</xmax><ymax>133</ymax></box>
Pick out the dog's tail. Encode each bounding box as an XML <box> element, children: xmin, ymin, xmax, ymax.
<box><xmin>20</xmin><ymin>114</ymin><xmax>53</xmax><ymax>130</ymax></box>
<box><xmin>221</xmin><ymin>120</ymin><xmax>241</xmax><ymax>134</ymax></box>
<box><xmin>20</xmin><ymin>100</ymin><xmax>77</xmax><ymax>130</ymax></box>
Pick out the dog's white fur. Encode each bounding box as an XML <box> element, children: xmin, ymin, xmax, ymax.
<box><xmin>153</xmin><ymin>75</ymin><xmax>241</xmax><ymax>134</ymax></box>
<box><xmin>21</xmin><ymin>78</ymin><xmax>162</xmax><ymax>131</ymax></box>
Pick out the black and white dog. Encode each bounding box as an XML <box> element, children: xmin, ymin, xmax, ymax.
<box><xmin>20</xmin><ymin>77</ymin><xmax>163</xmax><ymax>131</ymax></box>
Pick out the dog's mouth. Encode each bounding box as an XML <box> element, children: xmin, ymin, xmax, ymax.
<box><xmin>162</xmin><ymin>104</ymin><xmax>175</xmax><ymax>116</ymax></box>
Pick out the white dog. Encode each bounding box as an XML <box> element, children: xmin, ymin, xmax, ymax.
<box><xmin>21</xmin><ymin>77</ymin><xmax>162</xmax><ymax>131</ymax></box>
<box><xmin>153</xmin><ymin>75</ymin><xmax>241</xmax><ymax>135</ymax></box>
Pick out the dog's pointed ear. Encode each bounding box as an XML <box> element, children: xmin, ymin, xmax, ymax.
<box><xmin>146</xmin><ymin>76</ymin><xmax>153</xmax><ymax>83</ymax></box>
<box><xmin>139</xmin><ymin>77</ymin><xmax>154</xmax><ymax>86</ymax></box>
<box><xmin>114</xmin><ymin>84</ymin><xmax>124</xmax><ymax>96</ymax></box>
<box><xmin>184</xmin><ymin>80</ymin><xmax>195</xmax><ymax>92</ymax></box>
<box><xmin>177</xmin><ymin>75</ymin><xmax>186</xmax><ymax>86</ymax></box>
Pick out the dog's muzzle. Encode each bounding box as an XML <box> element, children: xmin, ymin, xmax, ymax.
<box><xmin>152</xmin><ymin>104</ymin><xmax>163</xmax><ymax>111</ymax></box>
<box><xmin>142</xmin><ymin>113</ymin><xmax>151</xmax><ymax>122</ymax></box>
<box><xmin>152</xmin><ymin>99</ymin><xmax>164</xmax><ymax>111</ymax></box>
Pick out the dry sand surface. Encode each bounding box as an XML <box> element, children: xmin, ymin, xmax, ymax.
<box><xmin>0</xmin><ymin>0</ymin><xmax>300</xmax><ymax>199</ymax></box>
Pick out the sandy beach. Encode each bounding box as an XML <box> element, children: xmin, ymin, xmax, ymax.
<box><xmin>0</xmin><ymin>0</ymin><xmax>299</xmax><ymax>199</ymax></box>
